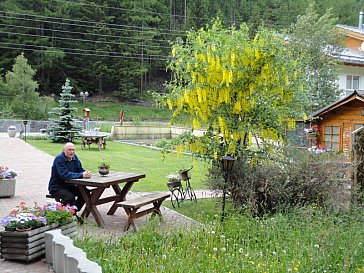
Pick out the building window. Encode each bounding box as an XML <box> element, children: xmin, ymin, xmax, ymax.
<box><xmin>324</xmin><ymin>126</ymin><xmax>340</xmax><ymax>150</ymax></box>
<box><xmin>354</xmin><ymin>124</ymin><xmax>364</xmax><ymax>131</ymax></box>
<box><xmin>346</xmin><ymin>75</ymin><xmax>360</xmax><ymax>90</ymax></box>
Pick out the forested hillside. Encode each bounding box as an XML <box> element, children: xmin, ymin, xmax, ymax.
<box><xmin>1</xmin><ymin>0</ymin><xmax>364</xmax><ymax>100</ymax></box>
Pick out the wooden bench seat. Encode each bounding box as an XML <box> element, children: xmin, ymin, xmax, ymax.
<box><xmin>116</xmin><ymin>193</ymin><xmax>170</xmax><ymax>231</ymax></box>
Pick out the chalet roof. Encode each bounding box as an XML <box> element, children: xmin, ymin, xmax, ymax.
<box><xmin>335</xmin><ymin>47</ymin><xmax>364</xmax><ymax>65</ymax></box>
<box><xmin>309</xmin><ymin>90</ymin><xmax>364</xmax><ymax>118</ymax></box>
<box><xmin>334</xmin><ymin>24</ymin><xmax>364</xmax><ymax>65</ymax></box>
<box><xmin>337</xmin><ymin>24</ymin><xmax>364</xmax><ymax>36</ymax></box>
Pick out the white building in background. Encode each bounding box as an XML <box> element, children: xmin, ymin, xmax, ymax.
<box><xmin>335</xmin><ymin>12</ymin><xmax>364</xmax><ymax>95</ymax></box>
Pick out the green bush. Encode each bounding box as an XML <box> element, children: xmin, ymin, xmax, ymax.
<box><xmin>207</xmin><ymin>146</ymin><xmax>350</xmax><ymax>215</ymax></box>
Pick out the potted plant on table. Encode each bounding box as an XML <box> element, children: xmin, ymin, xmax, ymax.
<box><xmin>0</xmin><ymin>164</ymin><xmax>17</xmax><ymax>198</ymax></box>
<box><xmin>98</xmin><ymin>157</ymin><xmax>110</xmax><ymax>176</ymax></box>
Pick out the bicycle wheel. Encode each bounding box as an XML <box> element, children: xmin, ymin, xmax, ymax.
<box><xmin>170</xmin><ymin>188</ymin><xmax>183</xmax><ymax>208</ymax></box>
<box><xmin>185</xmin><ymin>185</ymin><xmax>197</xmax><ymax>202</ymax></box>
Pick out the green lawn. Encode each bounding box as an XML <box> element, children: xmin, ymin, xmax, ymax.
<box><xmin>27</xmin><ymin>139</ymin><xmax>209</xmax><ymax>192</ymax></box>
<box><xmin>73</xmin><ymin>101</ymin><xmax>172</xmax><ymax>122</ymax></box>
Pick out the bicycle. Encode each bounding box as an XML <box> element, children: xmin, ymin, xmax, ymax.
<box><xmin>167</xmin><ymin>166</ymin><xmax>197</xmax><ymax>208</ymax></box>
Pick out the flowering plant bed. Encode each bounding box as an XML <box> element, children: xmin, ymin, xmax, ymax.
<box><xmin>0</xmin><ymin>164</ymin><xmax>17</xmax><ymax>179</ymax></box>
<box><xmin>0</xmin><ymin>165</ymin><xmax>18</xmax><ymax>198</ymax></box>
<box><xmin>0</xmin><ymin>201</ymin><xmax>77</xmax><ymax>231</ymax></box>
<box><xmin>0</xmin><ymin>201</ymin><xmax>78</xmax><ymax>261</ymax></box>
<box><xmin>166</xmin><ymin>173</ymin><xmax>181</xmax><ymax>183</ymax></box>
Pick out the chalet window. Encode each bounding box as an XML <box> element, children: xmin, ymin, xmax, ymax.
<box><xmin>324</xmin><ymin>126</ymin><xmax>340</xmax><ymax>150</ymax></box>
<box><xmin>354</xmin><ymin>124</ymin><xmax>364</xmax><ymax>131</ymax></box>
<box><xmin>346</xmin><ymin>75</ymin><xmax>360</xmax><ymax>90</ymax></box>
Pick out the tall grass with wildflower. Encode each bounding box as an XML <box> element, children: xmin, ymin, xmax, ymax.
<box><xmin>75</xmin><ymin>205</ymin><xmax>364</xmax><ymax>272</ymax></box>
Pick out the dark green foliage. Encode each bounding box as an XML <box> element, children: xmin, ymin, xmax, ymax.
<box><xmin>1</xmin><ymin>53</ymin><xmax>53</xmax><ymax>119</ymax></box>
<box><xmin>48</xmin><ymin>79</ymin><xmax>81</xmax><ymax>142</ymax></box>
<box><xmin>207</xmin><ymin>146</ymin><xmax>350</xmax><ymax>216</ymax></box>
<box><xmin>288</xmin><ymin>3</ymin><xmax>343</xmax><ymax>113</ymax></box>
<box><xmin>1</xmin><ymin>0</ymin><xmax>363</xmax><ymax>99</ymax></box>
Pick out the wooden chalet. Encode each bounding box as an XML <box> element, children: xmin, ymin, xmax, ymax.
<box><xmin>307</xmin><ymin>90</ymin><xmax>364</xmax><ymax>156</ymax></box>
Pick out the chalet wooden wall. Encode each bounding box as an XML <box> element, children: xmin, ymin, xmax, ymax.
<box><xmin>345</xmin><ymin>36</ymin><xmax>362</xmax><ymax>51</ymax></box>
<box><xmin>316</xmin><ymin>100</ymin><xmax>364</xmax><ymax>154</ymax></box>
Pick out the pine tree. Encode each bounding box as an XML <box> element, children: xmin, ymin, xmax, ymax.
<box><xmin>48</xmin><ymin>79</ymin><xmax>81</xmax><ymax>143</ymax></box>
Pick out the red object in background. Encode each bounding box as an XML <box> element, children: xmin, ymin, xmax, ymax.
<box><xmin>120</xmin><ymin>111</ymin><xmax>123</xmax><ymax>124</ymax></box>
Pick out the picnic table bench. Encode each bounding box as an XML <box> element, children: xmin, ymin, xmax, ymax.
<box><xmin>116</xmin><ymin>193</ymin><xmax>170</xmax><ymax>231</ymax></box>
<box><xmin>80</xmin><ymin>133</ymin><xmax>108</xmax><ymax>151</ymax></box>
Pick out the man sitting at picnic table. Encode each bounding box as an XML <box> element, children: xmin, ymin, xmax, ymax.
<box><xmin>48</xmin><ymin>142</ymin><xmax>91</xmax><ymax>212</ymax></box>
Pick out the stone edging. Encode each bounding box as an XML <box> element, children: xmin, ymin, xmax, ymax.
<box><xmin>45</xmin><ymin>229</ymin><xmax>102</xmax><ymax>273</ymax></box>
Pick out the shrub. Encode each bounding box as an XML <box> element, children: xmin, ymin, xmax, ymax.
<box><xmin>207</xmin><ymin>146</ymin><xmax>350</xmax><ymax>215</ymax></box>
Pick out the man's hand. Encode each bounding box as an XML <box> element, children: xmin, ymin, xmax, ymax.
<box><xmin>83</xmin><ymin>170</ymin><xmax>92</xmax><ymax>178</ymax></box>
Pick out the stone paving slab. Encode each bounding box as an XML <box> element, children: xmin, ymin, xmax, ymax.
<box><xmin>0</xmin><ymin>134</ymin><xmax>213</xmax><ymax>272</ymax></box>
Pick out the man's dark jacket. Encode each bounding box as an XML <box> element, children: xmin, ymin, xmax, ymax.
<box><xmin>48</xmin><ymin>152</ymin><xmax>84</xmax><ymax>193</ymax></box>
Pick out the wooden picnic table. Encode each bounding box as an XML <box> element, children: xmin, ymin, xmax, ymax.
<box><xmin>80</xmin><ymin>133</ymin><xmax>108</xmax><ymax>151</ymax></box>
<box><xmin>66</xmin><ymin>171</ymin><xmax>146</xmax><ymax>227</ymax></box>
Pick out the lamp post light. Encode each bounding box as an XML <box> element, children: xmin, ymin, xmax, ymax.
<box><xmin>80</xmin><ymin>91</ymin><xmax>89</xmax><ymax>104</ymax></box>
<box><xmin>22</xmin><ymin>120</ymin><xmax>28</xmax><ymax>142</ymax></box>
<box><xmin>221</xmin><ymin>154</ymin><xmax>236</xmax><ymax>222</ymax></box>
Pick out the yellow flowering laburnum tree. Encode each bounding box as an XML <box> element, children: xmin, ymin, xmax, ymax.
<box><xmin>165</xmin><ymin>20</ymin><xmax>304</xmax><ymax>160</ymax></box>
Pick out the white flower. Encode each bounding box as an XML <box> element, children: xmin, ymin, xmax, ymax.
<box><xmin>213</xmin><ymin>247</ymin><xmax>217</xmax><ymax>252</ymax></box>
<box><xmin>221</xmin><ymin>247</ymin><xmax>226</xmax><ymax>252</ymax></box>
<box><xmin>314</xmin><ymin>244</ymin><xmax>320</xmax><ymax>248</ymax></box>
<box><xmin>239</xmin><ymin>248</ymin><xmax>244</xmax><ymax>253</ymax></box>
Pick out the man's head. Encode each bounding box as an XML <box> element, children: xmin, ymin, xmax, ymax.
<box><xmin>63</xmin><ymin>142</ymin><xmax>76</xmax><ymax>160</ymax></box>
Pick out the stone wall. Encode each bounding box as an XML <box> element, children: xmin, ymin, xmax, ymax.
<box><xmin>111</xmin><ymin>125</ymin><xmax>207</xmax><ymax>140</ymax></box>
<box><xmin>0</xmin><ymin>120</ymin><xmax>115</xmax><ymax>133</ymax></box>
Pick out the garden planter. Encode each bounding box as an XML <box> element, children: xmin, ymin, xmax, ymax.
<box><xmin>0</xmin><ymin>221</ymin><xmax>77</xmax><ymax>262</ymax></box>
<box><xmin>7</xmin><ymin>126</ymin><xmax>16</xmax><ymax>137</ymax></box>
<box><xmin>0</xmin><ymin>178</ymin><xmax>16</xmax><ymax>198</ymax></box>
<box><xmin>306</xmin><ymin>132</ymin><xmax>317</xmax><ymax>140</ymax></box>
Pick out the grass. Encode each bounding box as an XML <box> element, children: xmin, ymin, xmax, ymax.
<box><xmin>163</xmin><ymin>197</ymin><xmax>226</xmax><ymax>223</ymax></box>
<box><xmin>74</xmin><ymin>200</ymin><xmax>364</xmax><ymax>273</ymax></box>
<box><xmin>73</xmin><ymin>101</ymin><xmax>172</xmax><ymax>122</ymax></box>
<box><xmin>27</xmin><ymin>139</ymin><xmax>209</xmax><ymax>192</ymax></box>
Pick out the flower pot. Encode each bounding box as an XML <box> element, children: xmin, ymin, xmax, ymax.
<box><xmin>98</xmin><ymin>166</ymin><xmax>109</xmax><ymax>176</ymax></box>
<box><xmin>179</xmin><ymin>170</ymin><xmax>190</xmax><ymax>181</ymax></box>
<box><xmin>306</xmin><ymin>132</ymin><xmax>317</xmax><ymax>140</ymax></box>
<box><xmin>7</xmin><ymin>126</ymin><xmax>16</xmax><ymax>137</ymax></box>
<box><xmin>167</xmin><ymin>180</ymin><xmax>182</xmax><ymax>189</ymax></box>
<box><xmin>0</xmin><ymin>178</ymin><xmax>16</xmax><ymax>198</ymax></box>
<box><xmin>16</xmin><ymin>227</ymin><xmax>32</xmax><ymax>232</ymax></box>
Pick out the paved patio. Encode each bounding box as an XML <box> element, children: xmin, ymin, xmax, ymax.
<box><xmin>0</xmin><ymin>134</ymin><xmax>212</xmax><ymax>272</ymax></box>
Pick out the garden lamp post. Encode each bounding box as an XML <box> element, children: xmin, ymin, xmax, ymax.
<box><xmin>80</xmin><ymin>91</ymin><xmax>89</xmax><ymax>104</ymax></box>
<box><xmin>221</xmin><ymin>154</ymin><xmax>236</xmax><ymax>222</ymax></box>
<box><xmin>22</xmin><ymin>120</ymin><xmax>28</xmax><ymax>142</ymax></box>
